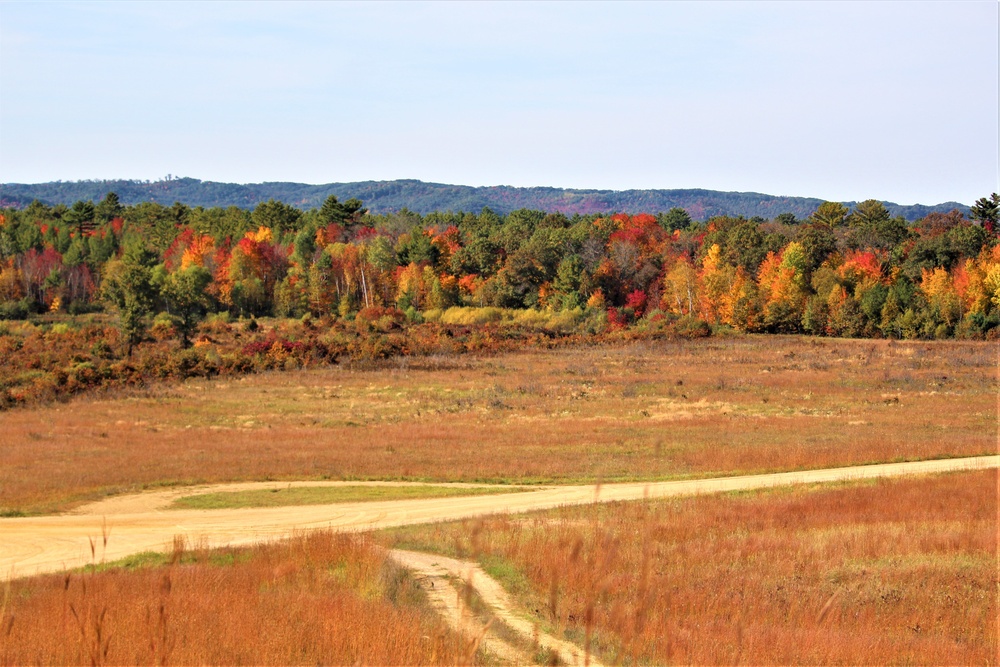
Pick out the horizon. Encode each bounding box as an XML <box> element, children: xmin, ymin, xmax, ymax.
<box><xmin>1</xmin><ymin>2</ymin><xmax>997</xmax><ymax>205</ymax></box>
<box><xmin>0</xmin><ymin>175</ymin><xmax>974</xmax><ymax>208</ymax></box>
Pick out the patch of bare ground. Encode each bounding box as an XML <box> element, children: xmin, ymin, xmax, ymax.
<box><xmin>1</xmin><ymin>336</ymin><xmax>993</xmax><ymax>514</ymax></box>
<box><xmin>389</xmin><ymin>549</ymin><xmax>602</xmax><ymax>666</ymax></box>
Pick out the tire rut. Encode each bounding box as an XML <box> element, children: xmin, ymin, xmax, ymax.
<box><xmin>390</xmin><ymin>548</ymin><xmax>604</xmax><ymax>666</ymax></box>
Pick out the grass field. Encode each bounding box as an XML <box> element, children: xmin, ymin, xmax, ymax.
<box><xmin>1</xmin><ymin>335</ymin><xmax>994</xmax><ymax>514</ymax></box>
<box><xmin>1</xmin><ymin>333</ymin><xmax>995</xmax><ymax>664</ymax></box>
<box><xmin>4</xmin><ymin>470</ymin><xmax>992</xmax><ymax>665</ymax></box>
<box><xmin>0</xmin><ymin>532</ymin><xmax>472</xmax><ymax>665</ymax></box>
<box><xmin>380</xmin><ymin>469</ymin><xmax>998</xmax><ymax>665</ymax></box>
<box><xmin>169</xmin><ymin>483</ymin><xmax>528</xmax><ymax>510</ymax></box>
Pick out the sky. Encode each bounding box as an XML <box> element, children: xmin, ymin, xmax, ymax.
<box><xmin>0</xmin><ymin>1</ymin><xmax>997</xmax><ymax>205</ymax></box>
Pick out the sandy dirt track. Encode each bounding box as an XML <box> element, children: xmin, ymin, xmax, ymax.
<box><xmin>389</xmin><ymin>548</ymin><xmax>605</xmax><ymax>666</ymax></box>
<box><xmin>2</xmin><ymin>455</ymin><xmax>996</xmax><ymax>582</ymax></box>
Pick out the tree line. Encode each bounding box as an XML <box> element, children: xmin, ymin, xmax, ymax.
<box><xmin>1</xmin><ymin>191</ymin><xmax>999</xmax><ymax>349</ymax></box>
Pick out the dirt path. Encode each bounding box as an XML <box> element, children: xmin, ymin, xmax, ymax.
<box><xmin>389</xmin><ymin>548</ymin><xmax>604</xmax><ymax>666</ymax></box>
<box><xmin>4</xmin><ymin>456</ymin><xmax>995</xmax><ymax>666</ymax></box>
<box><xmin>3</xmin><ymin>455</ymin><xmax>995</xmax><ymax>583</ymax></box>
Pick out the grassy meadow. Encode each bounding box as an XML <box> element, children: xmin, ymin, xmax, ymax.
<box><xmin>1</xmin><ymin>333</ymin><xmax>995</xmax><ymax>665</ymax></box>
<box><xmin>1</xmin><ymin>335</ymin><xmax>995</xmax><ymax>515</ymax></box>
<box><xmin>3</xmin><ymin>470</ymin><xmax>993</xmax><ymax>665</ymax></box>
<box><xmin>381</xmin><ymin>469</ymin><xmax>998</xmax><ymax>665</ymax></box>
<box><xmin>0</xmin><ymin>532</ymin><xmax>472</xmax><ymax>665</ymax></box>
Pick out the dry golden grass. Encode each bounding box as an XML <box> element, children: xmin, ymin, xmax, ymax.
<box><xmin>1</xmin><ymin>335</ymin><xmax>994</xmax><ymax>513</ymax></box>
<box><xmin>382</xmin><ymin>469</ymin><xmax>998</xmax><ymax>666</ymax></box>
<box><xmin>0</xmin><ymin>532</ymin><xmax>472</xmax><ymax>666</ymax></box>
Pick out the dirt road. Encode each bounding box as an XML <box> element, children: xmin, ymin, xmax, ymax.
<box><xmin>2</xmin><ymin>455</ymin><xmax>996</xmax><ymax>582</ymax></box>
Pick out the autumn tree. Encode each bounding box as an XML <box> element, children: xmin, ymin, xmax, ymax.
<box><xmin>224</xmin><ymin>226</ymin><xmax>288</xmax><ymax>316</ymax></box>
<box><xmin>17</xmin><ymin>247</ymin><xmax>63</xmax><ymax>309</ymax></box>
<box><xmin>757</xmin><ymin>242</ymin><xmax>809</xmax><ymax>332</ymax></box>
<box><xmin>920</xmin><ymin>267</ymin><xmax>962</xmax><ymax>337</ymax></box>
<box><xmin>727</xmin><ymin>267</ymin><xmax>762</xmax><ymax>331</ymax></box>
<box><xmin>697</xmin><ymin>244</ymin><xmax>734</xmax><ymax>324</ymax></box>
<box><xmin>660</xmin><ymin>258</ymin><xmax>696</xmax><ymax>315</ymax></box>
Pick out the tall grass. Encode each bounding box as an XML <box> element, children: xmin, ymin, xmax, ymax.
<box><xmin>0</xmin><ymin>532</ymin><xmax>468</xmax><ymax>665</ymax></box>
<box><xmin>422</xmin><ymin>306</ymin><xmax>589</xmax><ymax>332</ymax></box>
<box><xmin>384</xmin><ymin>469</ymin><xmax>998</xmax><ymax>665</ymax></box>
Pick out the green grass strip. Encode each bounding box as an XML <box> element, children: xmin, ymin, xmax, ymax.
<box><xmin>170</xmin><ymin>484</ymin><xmax>528</xmax><ymax>510</ymax></box>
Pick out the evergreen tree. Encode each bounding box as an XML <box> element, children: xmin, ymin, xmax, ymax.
<box><xmin>102</xmin><ymin>245</ymin><xmax>157</xmax><ymax>356</ymax></box>
<box><xmin>969</xmin><ymin>193</ymin><xmax>999</xmax><ymax>234</ymax></box>
<box><xmin>161</xmin><ymin>265</ymin><xmax>212</xmax><ymax>347</ymax></box>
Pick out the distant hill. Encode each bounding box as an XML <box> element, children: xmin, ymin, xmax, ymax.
<box><xmin>0</xmin><ymin>177</ymin><xmax>969</xmax><ymax>222</ymax></box>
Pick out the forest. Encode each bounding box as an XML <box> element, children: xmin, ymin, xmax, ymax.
<box><xmin>0</xmin><ymin>191</ymin><xmax>999</xmax><ymax>406</ymax></box>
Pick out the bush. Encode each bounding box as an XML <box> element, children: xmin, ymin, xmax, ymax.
<box><xmin>355</xmin><ymin>306</ymin><xmax>407</xmax><ymax>333</ymax></box>
<box><xmin>440</xmin><ymin>307</ymin><xmax>503</xmax><ymax>326</ymax></box>
<box><xmin>67</xmin><ymin>300</ymin><xmax>103</xmax><ymax>315</ymax></box>
<box><xmin>66</xmin><ymin>361</ymin><xmax>100</xmax><ymax>387</ymax></box>
<box><xmin>90</xmin><ymin>338</ymin><xmax>116</xmax><ymax>359</ymax></box>
<box><xmin>503</xmin><ymin>308</ymin><xmax>585</xmax><ymax>333</ymax></box>
<box><xmin>348</xmin><ymin>332</ymin><xmax>405</xmax><ymax>361</ymax></box>
<box><xmin>150</xmin><ymin>312</ymin><xmax>180</xmax><ymax>341</ymax></box>
<box><xmin>201</xmin><ymin>312</ymin><xmax>233</xmax><ymax>334</ymax></box>
<box><xmin>955</xmin><ymin>312</ymin><xmax>1000</xmax><ymax>340</ymax></box>
<box><xmin>673</xmin><ymin>316</ymin><xmax>712</xmax><ymax>339</ymax></box>
<box><xmin>543</xmin><ymin>307</ymin><xmax>585</xmax><ymax>333</ymax></box>
<box><xmin>404</xmin><ymin>306</ymin><xmax>422</xmax><ymax>324</ymax></box>
<box><xmin>48</xmin><ymin>323</ymin><xmax>72</xmax><ymax>336</ymax></box>
<box><xmin>0</xmin><ymin>298</ymin><xmax>33</xmax><ymax>320</ymax></box>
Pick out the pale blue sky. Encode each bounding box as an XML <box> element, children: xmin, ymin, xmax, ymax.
<box><xmin>1</xmin><ymin>1</ymin><xmax>997</xmax><ymax>205</ymax></box>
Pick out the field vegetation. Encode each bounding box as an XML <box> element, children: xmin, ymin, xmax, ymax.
<box><xmin>169</xmin><ymin>483</ymin><xmax>527</xmax><ymax>510</ymax></box>
<box><xmin>381</xmin><ymin>469</ymin><xmax>998</xmax><ymax>665</ymax></box>
<box><xmin>1</xmin><ymin>335</ymin><xmax>993</xmax><ymax>515</ymax></box>
<box><xmin>3</xmin><ymin>470</ymin><xmax>990</xmax><ymax>665</ymax></box>
<box><xmin>0</xmin><ymin>533</ymin><xmax>474</xmax><ymax>665</ymax></box>
<box><xmin>0</xmin><ymin>531</ymin><xmax>472</xmax><ymax>665</ymax></box>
